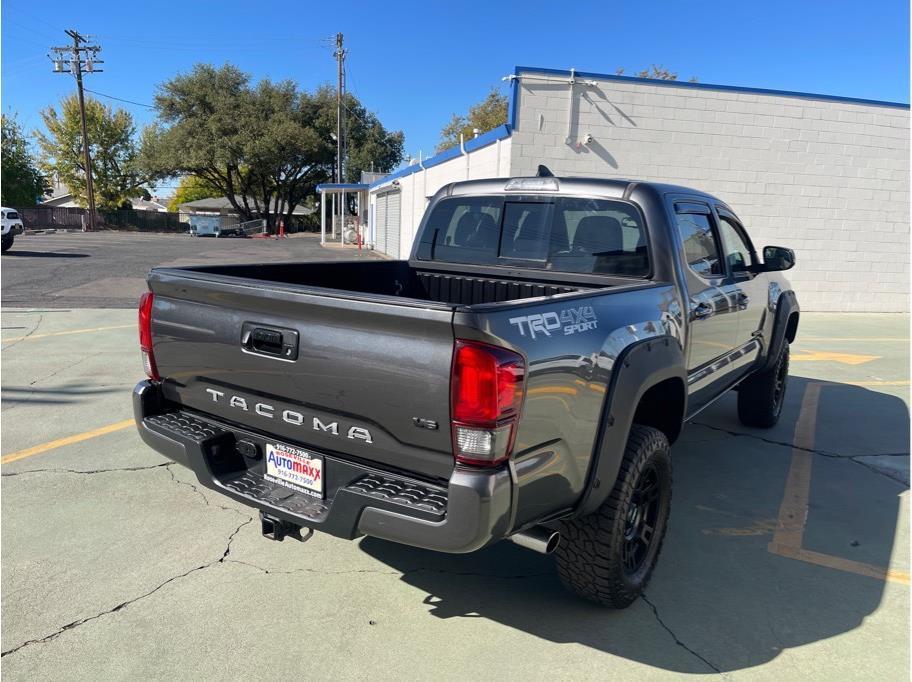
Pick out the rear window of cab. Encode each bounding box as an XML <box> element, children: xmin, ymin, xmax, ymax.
<box><xmin>415</xmin><ymin>196</ymin><xmax>650</xmax><ymax>278</ymax></box>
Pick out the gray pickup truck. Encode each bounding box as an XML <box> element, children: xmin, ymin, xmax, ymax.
<box><xmin>133</xmin><ymin>174</ymin><xmax>799</xmax><ymax>608</ymax></box>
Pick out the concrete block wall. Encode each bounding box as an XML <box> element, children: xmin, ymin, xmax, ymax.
<box><xmin>509</xmin><ymin>70</ymin><xmax>910</xmax><ymax>312</ymax></box>
<box><xmin>374</xmin><ymin>137</ymin><xmax>511</xmax><ymax>259</ymax></box>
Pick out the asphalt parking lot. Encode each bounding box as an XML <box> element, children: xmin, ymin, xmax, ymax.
<box><xmin>1</xmin><ymin>233</ymin><xmax>909</xmax><ymax>679</ymax></box>
<box><xmin>1</xmin><ymin>231</ymin><xmax>380</xmax><ymax>308</ymax></box>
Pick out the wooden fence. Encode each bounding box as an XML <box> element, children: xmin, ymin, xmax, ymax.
<box><xmin>13</xmin><ymin>207</ymin><xmax>189</xmax><ymax>233</ymax></box>
<box><xmin>13</xmin><ymin>206</ymin><xmax>317</xmax><ymax>234</ymax></box>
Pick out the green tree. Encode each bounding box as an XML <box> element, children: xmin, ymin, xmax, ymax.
<box><xmin>36</xmin><ymin>95</ymin><xmax>148</xmax><ymax>210</ymax></box>
<box><xmin>437</xmin><ymin>89</ymin><xmax>508</xmax><ymax>153</ymax></box>
<box><xmin>1</xmin><ymin>114</ymin><xmax>47</xmax><ymax>206</ymax></box>
<box><xmin>167</xmin><ymin>175</ymin><xmax>222</xmax><ymax>212</ymax></box>
<box><xmin>141</xmin><ymin>64</ymin><xmax>403</xmax><ymax>226</ymax></box>
<box><xmin>326</xmin><ymin>88</ymin><xmax>404</xmax><ymax>183</ymax></box>
<box><xmin>616</xmin><ymin>65</ymin><xmax>698</xmax><ymax>82</ymax></box>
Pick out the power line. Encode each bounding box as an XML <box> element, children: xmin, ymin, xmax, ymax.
<box><xmin>4</xmin><ymin>6</ymin><xmax>60</xmax><ymax>40</ymax></box>
<box><xmin>340</xmin><ymin>100</ymin><xmax>403</xmax><ymax>156</ymax></box>
<box><xmin>83</xmin><ymin>88</ymin><xmax>154</xmax><ymax>109</ymax></box>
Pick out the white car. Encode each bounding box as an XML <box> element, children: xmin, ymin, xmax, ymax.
<box><xmin>2</xmin><ymin>207</ymin><xmax>24</xmax><ymax>252</ymax></box>
<box><xmin>0</xmin><ymin>207</ymin><xmax>23</xmax><ymax>251</ymax></box>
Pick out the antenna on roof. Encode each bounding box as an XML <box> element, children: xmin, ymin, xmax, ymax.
<box><xmin>536</xmin><ymin>165</ymin><xmax>554</xmax><ymax>177</ymax></box>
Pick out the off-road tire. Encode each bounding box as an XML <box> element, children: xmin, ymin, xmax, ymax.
<box><xmin>555</xmin><ymin>425</ymin><xmax>672</xmax><ymax>608</ymax></box>
<box><xmin>737</xmin><ymin>342</ymin><xmax>789</xmax><ymax>428</ymax></box>
<box><xmin>1</xmin><ymin>235</ymin><xmax>13</xmax><ymax>252</ymax></box>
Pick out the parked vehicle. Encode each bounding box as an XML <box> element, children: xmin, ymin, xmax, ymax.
<box><xmin>1</xmin><ymin>207</ymin><xmax>24</xmax><ymax>252</ymax></box>
<box><xmin>133</xmin><ymin>174</ymin><xmax>798</xmax><ymax>607</ymax></box>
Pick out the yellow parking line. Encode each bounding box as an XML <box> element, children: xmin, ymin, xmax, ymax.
<box><xmin>847</xmin><ymin>380</ymin><xmax>910</xmax><ymax>387</ymax></box>
<box><xmin>1</xmin><ymin>419</ymin><xmax>135</xmax><ymax>464</ymax></box>
<box><xmin>527</xmin><ymin>386</ymin><xmax>578</xmax><ymax>397</ymax></box>
<box><xmin>769</xmin><ymin>383</ymin><xmax>821</xmax><ymax>551</ymax></box>
<box><xmin>773</xmin><ymin>545</ymin><xmax>910</xmax><ymax>584</ymax></box>
<box><xmin>767</xmin><ymin>382</ymin><xmax>910</xmax><ymax>585</ymax></box>
<box><xmin>2</xmin><ymin>324</ymin><xmax>134</xmax><ymax>342</ymax></box>
<box><xmin>790</xmin><ymin>350</ymin><xmax>880</xmax><ymax>365</ymax></box>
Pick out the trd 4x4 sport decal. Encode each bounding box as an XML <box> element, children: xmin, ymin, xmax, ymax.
<box><xmin>509</xmin><ymin>306</ymin><xmax>598</xmax><ymax>340</ymax></box>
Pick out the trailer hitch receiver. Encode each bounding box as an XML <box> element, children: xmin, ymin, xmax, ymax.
<box><xmin>260</xmin><ymin>512</ymin><xmax>306</xmax><ymax>542</ymax></box>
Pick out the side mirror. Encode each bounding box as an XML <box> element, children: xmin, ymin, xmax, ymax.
<box><xmin>760</xmin><ymin>245</ymin><xmax>795</xmax><ymax>272</ymax></box>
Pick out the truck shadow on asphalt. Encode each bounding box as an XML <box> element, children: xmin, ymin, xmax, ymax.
<box><xmin>2</xmin><ymin>251</ymin><xmax>90</xmax><ymax>258</ymax></box>
<box><xmin>360</xmin><ymin>375</ymin><xmax>909</xmax><ymax>673</ymax></box>
<box><xmin>1</xmin><ymin>384</ymin><xmax>122</xmax><ymax>407</ymax></box>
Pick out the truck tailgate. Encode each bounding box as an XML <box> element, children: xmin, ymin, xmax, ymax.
<box><xmin>148</xmin><ymin>269</ymin><xmax>456</xmax><ymax>481</ymax></box>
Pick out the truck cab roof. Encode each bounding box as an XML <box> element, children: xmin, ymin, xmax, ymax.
<box><xmin>440</xmin><ymin>176</ymin><xmax>726</xmax><ymax>208</ymax></box>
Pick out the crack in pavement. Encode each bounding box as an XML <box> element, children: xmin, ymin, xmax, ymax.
<box><xmin>164</xmin><ymin>466</ymin><xmax>250</xmax><ymax>516</ymax></box>
<box><xmin>1</xmin><ymin>463</ymin><xmax>173</xmax><ymax>477</ymax></box>
<box><xmin>1</xmin><ymin>352</ymin><xmax>107</xmax><ymax>414</ymax></box>
<box><xmin>692</xmin><ymin>422</ymin><xmax>909</xmax><ymax>485</ymax></box>
<box><xmin>27</xmin><ymin>354</ymin><xmax>98</xmax><ymax>387</ymax></box>
<box><xmin>641</xmin><ymin>594</ymin><xmax>727</xmax><ymax>677</ymax></box>
<box><xmin>0</xmin><ymin>518</ymin><xmax>254</xmax><ymax>659</ymax></box>
<box><xmin>845</xmin><ymin>457</ymin><xmax>910</xmax><ymax>485</ymax></box>
<box><xmin>165</xmin><ymin>464</ymin><xmax>212</xmax><ymax>507</ymax></box>
<box><xmin>0</xmin><ymin>314</ymin><xmax>44</xmax><ymax>352</ymax></box>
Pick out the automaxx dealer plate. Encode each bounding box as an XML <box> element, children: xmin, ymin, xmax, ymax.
<box><xmin>264</xmin><ymin>442</ymin><xmax>323</xmax><ymax>498</ymax></box>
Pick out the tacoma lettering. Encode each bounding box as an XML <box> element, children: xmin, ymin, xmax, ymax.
<box><xmin>204</xmin><ymin>390</ymin><xmax>373</xmax><ymax>444</ymax></box>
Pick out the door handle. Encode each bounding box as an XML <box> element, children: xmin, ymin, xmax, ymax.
<box><xmin>241</xmin><ymin>323</ymin><xmax>298</xmax><ymax>360</ymax></box>
<box><xmin>691</xmin><ymin>301</ymin><xmax>714</xmax><ymax>320</ymax></box>
<box><xmin>247</xmin><ymin>328</ymin><xmax>284</xmax><ymax>354</ymax></box>
<box><xmin>738</xmin><ymin>292</ymin><xmax>750</xmax><ymax>310</ymax></box>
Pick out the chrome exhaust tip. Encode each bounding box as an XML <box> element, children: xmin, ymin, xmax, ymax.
<box><xmin>508</xmin><ymin>526</ymin><xmax>561</xmax><ymax>554</ymax></box>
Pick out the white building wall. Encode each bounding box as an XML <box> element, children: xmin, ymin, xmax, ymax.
<box><xmin>509</xmin><ymin>72</ymin><xmax>910</xmax><ymax>312</ymax></box>
<box><xmin>371</xmin><ymin>138</ymin><xmax>511</xmax><ymax>259</ymax></box>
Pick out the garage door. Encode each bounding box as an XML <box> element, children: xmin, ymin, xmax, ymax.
<box><xmin>385</xmin><ymin>191</ymin><xmax>401</xmax><ymax>259</ymax></box>
<box><xmin>374</xmin><ymin>190</ymin><xmax>401</xmax><ymax>258</ymax></box>
<box><xmin>374</xmin><ymin>196</ymin><xmax>387</xmax><ymax>254</ymax></box>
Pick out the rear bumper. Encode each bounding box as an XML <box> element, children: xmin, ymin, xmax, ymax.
<box><xmin>3</xmin><ymin>224</ymin><xmax>22</xmax><ymax>236</ymax></box>
<box><xmin>133</xmin><ymin>380</ymin><xmax>512</xmax><ymax>553</ymax></box>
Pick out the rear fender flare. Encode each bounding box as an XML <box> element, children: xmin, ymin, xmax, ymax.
<box><xmin>575</xmin><ymin>337</ymin><xmax>686</xmax><ymax>517</ymax></box>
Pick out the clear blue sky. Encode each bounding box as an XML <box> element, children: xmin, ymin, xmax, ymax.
<box><xmin>2</xmin><ymin>0</ymin><xmax>908</xmax><ymax>192</ymax></box>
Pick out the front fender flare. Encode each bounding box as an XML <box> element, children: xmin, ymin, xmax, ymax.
<box><xmin>759</xmin><ymin>290</ymin><xmax>799</xmax><ymax>373</ymax></box>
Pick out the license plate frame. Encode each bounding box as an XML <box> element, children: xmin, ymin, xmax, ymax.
<box><xmin>264</xmin><ymin>441</ymin><xmax>324</xmax><ymax>498</ymax></box>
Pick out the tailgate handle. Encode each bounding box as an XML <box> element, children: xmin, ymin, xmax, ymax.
<box><xmin>241</xmin><ymin>323</ymin><xmax>298</xmax><ymax>360</ymax></box>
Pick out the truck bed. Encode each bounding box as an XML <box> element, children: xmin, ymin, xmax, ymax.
<box><xmin>145</xmin><ymin>259</ymin><xmax>602</xmax><ymax>485</ymax></box>
<box><xmin>174</xmin><ymin>260</ymin><xmax>591</xmax><ymax>307</ymax></box>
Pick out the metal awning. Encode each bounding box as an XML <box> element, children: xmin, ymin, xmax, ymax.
<box><xmin>316</xmin><ymin>184</ymin><xmax>370</xmax><ymax>246</ymax></box>
<box><xmin>316</xmin><ymin>183</ymin><xmax>369</xmax><ymax>192</ymax></box>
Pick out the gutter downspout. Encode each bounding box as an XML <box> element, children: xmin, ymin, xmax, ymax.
<box><xmin>566</xmin><ymin>68</ymin><xmax>577</xmax><ymax>145</ymax></box>
<box><xmin>504</xmin><ymin>69</ymin><xmax>597</xmax><ymax>145</ymax></box>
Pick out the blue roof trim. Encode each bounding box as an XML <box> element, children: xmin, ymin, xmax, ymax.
<box><xmin>316</xmin><ymin>183</ymin><xmax>369</xmax><ymax>191</ymax></box>
<box><xmin>514</xmin><ymin>65</ymin><xmax>909</xmax><ymax>109</ymax></box>
<box><xmin>369</xmin><ymin>124</ymin><xmax>512</xmax><ymax>189</ymax></box>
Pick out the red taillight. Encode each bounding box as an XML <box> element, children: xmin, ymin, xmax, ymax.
<box><xmin>451</xmin><ymin>340</ymin><xmax>525</xmax><ymax>466</ymax></box>
<box><xmin>138</xmin><ymin>291</ymin><xmax>160</xmax><ymax>381</ymax></box>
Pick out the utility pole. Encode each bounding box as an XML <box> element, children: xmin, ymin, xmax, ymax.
<box><xmin>50</xmin><ymin>30</ymin><xmax>103</xmax><ymax>231</ymax></box>
<box><xmin>335</xmin><ymin>33</ymin><xmax>345</xmax><ymax>186</ymax></box>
